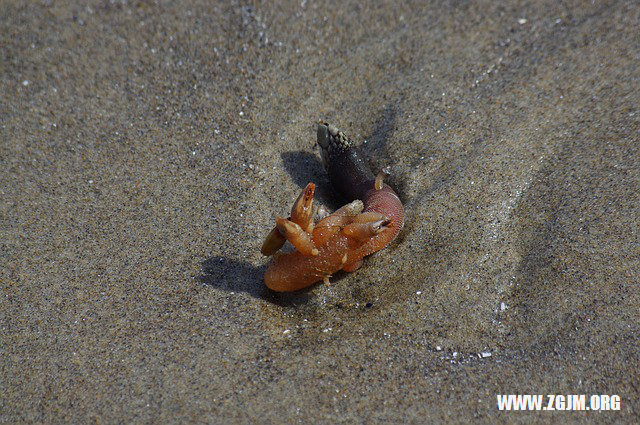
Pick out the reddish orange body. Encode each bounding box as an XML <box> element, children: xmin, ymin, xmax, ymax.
<box><xmin>262</xmin><ymin>124</ymin><xmax>405</xmax><ymax>292</ymax></box>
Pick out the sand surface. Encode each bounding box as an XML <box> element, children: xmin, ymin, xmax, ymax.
<box><xmin>2</xmin><ymin>1</ymin><xmax>639</xmax><ymax>423</ymax></box>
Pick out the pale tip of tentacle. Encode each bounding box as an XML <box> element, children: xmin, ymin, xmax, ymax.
<box><xmin>375</xmin><ymin>168</ymin><xmax>391</xmax><ymax>190</ymax></box>
<box><xmin>315</xmin><ymin>205</ymin><xmax>330</xmax><ymax>221</ymax></box>
<box><xmin>344</xmin><ymin>199</ymin><xmax>364</xmax><ymax>216</ymax></box>
<box><xmin>352</xmin><ymin>211</ymin><xmax>387</xmax><ymax>223</ymax></box>
<box><xmin>375</xmin><ymin>219</ymin><xmax>392</xmax><ymax>233</ymax></box>
<box><xmin>366</xmin><ymin>219</ymin><xmax>392</xmax><ymax>236</ymax></box>
<box><xmin>275</xmin><ymin>216</ymin><xmax>300</xmax><ymax>234</ymax></box>
<box><xmin>373</xmin><ymin>220</ymin><xmax>387</xmax><ymax>234</ymax></box>
<box><xmin>317</xmin><ymin>123</ymin><xmax>330</xmax><ymax>166</ymax></box>
<box><xmin>317</xmin><ymin>123</ymin><xmax>330</xmax><ymax>149</ymax></box>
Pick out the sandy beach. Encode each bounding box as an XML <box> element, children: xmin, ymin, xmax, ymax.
<box><xmin>2</xmin><ymin>0</ymin><xmax>639</xmax><ymax>423</ymax></box>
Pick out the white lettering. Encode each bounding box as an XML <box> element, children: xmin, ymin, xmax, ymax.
<box><xmin>555</xmin><ymin>395</ymin><xmax>565</xmax><ymax>410</ymax></box>
<box><xmin>611</xmin><ymin>395</ymin><xmax>620</xmax><ymax>410</ymax></box>
<box><xmin>590</xmin><ymin>394</ymin><xmax>600</xmax><ymax>410</ymax></box>
<box><xmin>546</xmin><ymin>395</ymin><xmax>555</xmax><ymax>411</ymax></box>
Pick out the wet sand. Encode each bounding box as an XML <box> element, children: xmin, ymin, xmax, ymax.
<box><xmin>2</xmin><ymin>0</ymin><xmax>639</xmax><ymax>423</ymax></box>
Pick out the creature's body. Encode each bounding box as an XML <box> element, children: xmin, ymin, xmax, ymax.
<box><xmin>261</xmin><ymin>123</ymin><xmax>404</xmax><ymax>292</ymax></box>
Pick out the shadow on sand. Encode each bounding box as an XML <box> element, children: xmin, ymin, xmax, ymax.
<box><xmin>197</xmin><ymin>256</ymin><xmax>313</xmax><ymax>307</ymax></box>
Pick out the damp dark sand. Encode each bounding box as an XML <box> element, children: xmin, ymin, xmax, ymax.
<box><xmin>2</xmin><ymin>1</ymin><xmax>639</xmax><ymax>423</ymax></box>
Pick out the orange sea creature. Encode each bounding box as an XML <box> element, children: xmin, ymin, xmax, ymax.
<box><xmin>261</xmin><ymin>123</ymin><xmax>404</xmax><ymax>292</ymax></box>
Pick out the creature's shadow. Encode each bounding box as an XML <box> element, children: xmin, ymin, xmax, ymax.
<box><xmin>197</xmin><ymin>151</ymin><xmax>328</xmax><ymax>306</ymax></box>
<box><xmin>197</xmin><ymin>256</ymin><xmax>312</xmax><ymax>307</ymax></box>
<box><xmin>366</xmin><ymin>105</ymin><xmax>409</xmax><ymax>202</ymax></box>
<box><xmin>280</xmin><ymin>150</ymin><xmax>342</xmax><ymax>210</ymax></box>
